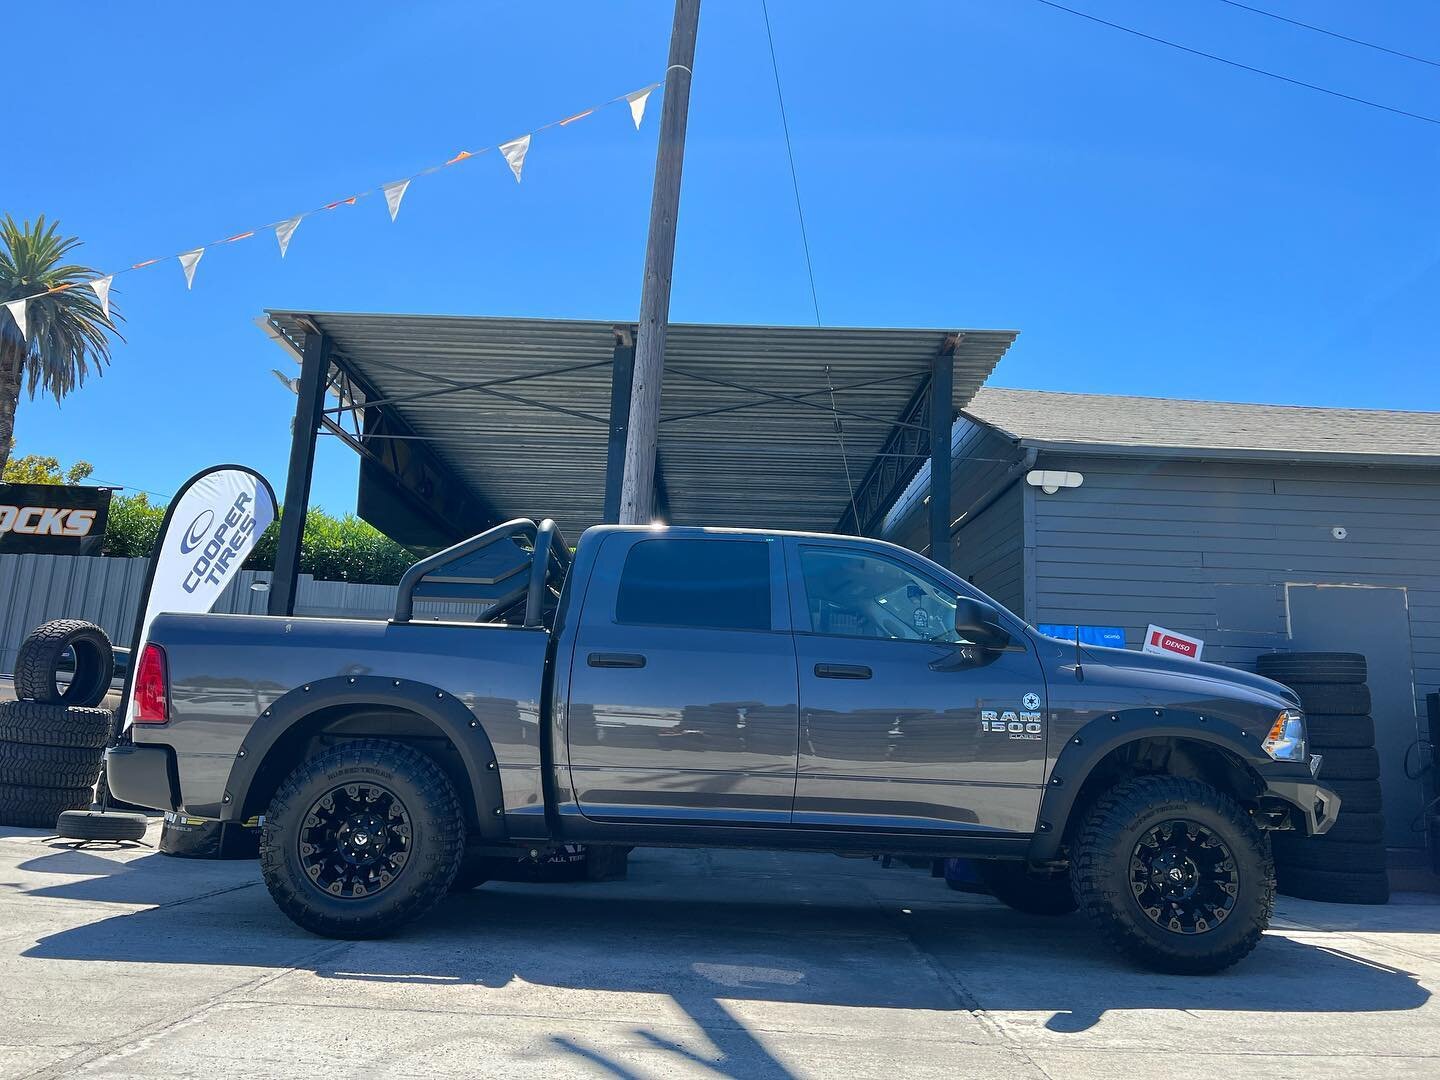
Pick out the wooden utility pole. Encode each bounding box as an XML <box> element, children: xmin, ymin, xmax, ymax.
<box><xmin>618</xmin><ymin>0</ymin><xmax>701</xmax><ymax>524</ymax></box>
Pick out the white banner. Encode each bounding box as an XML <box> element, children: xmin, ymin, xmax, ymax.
<box><xmin>500</xmin><ymin>134</ymin><xmax>531</xmax><ymax>182</ymax></box>
<box><xmin>3</xmin><ymin>298</ymin><xmax>26</xmax><ymax>341</ymax></box>
<box><xmin>275</xmin><ymin>215</ymin><xmax>302</xmax><ymax>258</ymax></box>
<box><xmin>383</xmin><ymin>179</ymin><xmax>410</xmax><ymax>222</ymax></box>
<box><xmin>626</xmin><ymin>86</ymin><xmax>654</xmax><ymax>130</ymax></box>
<box><xmin>89</xmin><ymin>275</ymin><xmax>114</xmax><ymax>320</ymax></box>
<box><xmin>123</xmin><ymin>466</ymin><xmax>276</xmax><ymax>727</ymax></box>
<box><xmin>178</xmin><ymin>248</ymin><xmax>204</xmax><ymax>289</ymax></box>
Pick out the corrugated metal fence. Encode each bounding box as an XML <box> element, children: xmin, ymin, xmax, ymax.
<box><xmin>0</xmin><ymin>554</ymin><xmax>476</xmax><ymax>672</ymax></box>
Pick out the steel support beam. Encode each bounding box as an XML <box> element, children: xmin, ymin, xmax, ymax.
<box><xmin>603</xmin><ymin>331</ymin><xmax>635</xmax><ymax>523</ymax></box>
<box><xmin>928</xmin><ymin>342</ymin><xmax>956</xmax><ymax>571</ymax></box>
<box><xmin>834</xmin><ymin>377</ymin><xmax>932</xmax><ymax>536</ymax></box>
<box><xmin>269</xmin><ymin>328</ymin><xmax>331</xmax><ymax>615</ymax></box>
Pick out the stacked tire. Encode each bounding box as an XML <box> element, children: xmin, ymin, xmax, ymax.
<box><xmin>0</xmin><ymin>621</ymin><xmax>114</xmax><ymax>828</ymax></box>
<box><xmin>1257</xmin><ymin>651</ymin><xmax>1390</xmax><ymax>905</ymax></box>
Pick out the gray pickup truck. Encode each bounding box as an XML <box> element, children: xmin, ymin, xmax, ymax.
<box><xmin>108</xmin><ymin>519</ymin><xmax>1336</xmax><ymax>973</ymax></box>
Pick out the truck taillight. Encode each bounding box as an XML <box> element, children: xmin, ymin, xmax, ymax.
<box><xmin>133</xmin><ymin>644</ymin><xmax>170</xmax><ymax>724</ymax></box>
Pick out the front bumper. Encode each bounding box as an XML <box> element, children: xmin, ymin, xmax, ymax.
<box><xmin>105</xmin><ymin>743</ymin><xmax>180</xmax><ymax>813</ymax></box>
<box><xmin>1262</xmin><ymin>767</ymin><xmax>1341</xmax><ymax>837</ymax></box>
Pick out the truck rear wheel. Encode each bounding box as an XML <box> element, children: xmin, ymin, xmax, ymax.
<box><xmin>260</xmin><ymin>739</ymin><xmax>465</xmax><ymax>939</ymax></box>
<box><xmin>1071</xmin><ymin>775</ymin><xmax>1274</xmax><ymax>974</ymax></box>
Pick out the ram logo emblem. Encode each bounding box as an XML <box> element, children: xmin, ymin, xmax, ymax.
<box><xmin>981</xmin><ymin>708</ymin><xmax>1043</xmax><ymax>740</ymax></box>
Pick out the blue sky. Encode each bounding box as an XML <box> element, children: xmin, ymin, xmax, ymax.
<box><xmin>6</xmin><ymin>0</ymin><xmax>1437</xmax><ymax>512</ymax></box>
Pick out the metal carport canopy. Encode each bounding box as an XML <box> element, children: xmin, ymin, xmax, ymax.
<box><xmin>264</xmin><ymin>310</ymin><xmax>1018</xmax><ymax>544</ymax></box>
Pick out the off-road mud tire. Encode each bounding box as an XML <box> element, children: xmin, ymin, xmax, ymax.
<box><xmin>1071</xmin><ymin>775</ymin><xmax>1274</xmax><ymax>974</ymax></box>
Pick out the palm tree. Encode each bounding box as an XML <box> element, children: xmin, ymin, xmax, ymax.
<box><xmin>0</xmin><ymin>215</ymin><xmax>121</xmax><ymax>473</ymax></box>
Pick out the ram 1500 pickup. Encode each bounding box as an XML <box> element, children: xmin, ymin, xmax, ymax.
<box><xmin>108</xmin><ymin>519</ymin><xmax>1337</xmax><ymax>973</ymax></box>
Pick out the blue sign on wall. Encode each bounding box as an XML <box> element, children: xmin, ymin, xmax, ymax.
<box><xmin>1037</xmin><ymin>624</ymin><xmax>1128</xmax><ymax>648</ymax></box>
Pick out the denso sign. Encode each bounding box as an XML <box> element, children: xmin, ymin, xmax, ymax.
<box><xmin>1143</xmin><ymin>623</ymin><xmax>1205</xmax><ymax>661</ymax></box>
<box><xmin>0</xmin><ymin>483</ymin><xmax>112</xmax><ymax>557</ymax></box>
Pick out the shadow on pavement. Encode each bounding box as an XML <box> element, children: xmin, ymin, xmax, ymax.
<box><xmin>15</xmin><ymin>844</ymin><xmax>1435</xmax><ymax>1078</ymax></box>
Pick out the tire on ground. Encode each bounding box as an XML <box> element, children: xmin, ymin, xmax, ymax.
<box><xmin>1304</xmin><ymin>714</ymin><xmax>1375</xmax><ymax>750</ymax></box>
<box><xmin>14</xmin><ymin>620</ymin><xmax>114</xmax><ymax>708</ymax></box>
<box><xmin>1283</xmin><ymin>683</ymin><xmax>1371</xmax><ymax>716</ymax></box>
<box><xmin>0</xmin><ymin>742</ymin><xmax>104</xmax><ymax>789</ymax></box>
<box><xmin>0</xmin><ymin>700</ymin><xmax>113</xmax><ymax>750</ymax></box>
<box><xmin>1256</xmin><ymin>652</ymin><xmax>1366</xmax><ymax>686</ymax></box>
<box><xmin>55</xmin><ymin>809</ymin><xmax>149</xmax><ymax>842</ymax></box>
<box><xmin>0</xmin><ymin>782</ymin><xmax>95</xmax><ymax>828</ymax></box>
<box><xmin>1272</xmin><ymin>836</ymin><xmax>1387</xmax><ymax>873</ymax></box>
<box><xmin>1317</xmin><ymin>748</ymin><xmax>1380</xmax><ymax>783</ymax></box>
<box><xmin>1070</xmin><ymin>775</ymin><xmax>1274</xmax><ymax>975</ymax></box>
<box><xmin>260</xmin><ymin>738</ymin><xmax>465</xmax><ymax>938</ymax></box>
<box><xmin>978</xmin><ymin>860</ymin><xmax>1078</xmax><ymax>916</ymax></box>
<box><xmin>1324</xmin><ymin>779</ymin><xmax>1383</xmax><ymax>814</ymax></box>
<box><xmin>1276</xmin><ymin>864</ymin><xmax>1390</xmax><ymax>905</ymax></box>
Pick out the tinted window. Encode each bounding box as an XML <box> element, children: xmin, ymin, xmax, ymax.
<box><xmin>800</xmin><ymin>547</ymin><xmax>967</xmax><ymax>643</ymax></box>
<box><xmin>616</xmin><ymin>539</ymin><xmax>771</xmax><ymax>630</ymax></box>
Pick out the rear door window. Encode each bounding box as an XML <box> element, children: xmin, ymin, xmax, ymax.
<box><xmin>616</xmin><ymin>539</ymin><xmax>771</xmax><ymax>631</ymax></box>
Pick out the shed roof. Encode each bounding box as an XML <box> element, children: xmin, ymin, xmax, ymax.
<box><xmin>264</xmin><ymin>311</ymin><xmax>1019</xmax><ymax>540</ymax></box>
<box><xmin>965</xmin><ymin>388</ymin><xmax>1440</xmax><ymax>466</ymax></box>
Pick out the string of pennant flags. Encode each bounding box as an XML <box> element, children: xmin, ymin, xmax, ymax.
<box><xmin>2</xmin><ymin>81</ymin><xmax>661</xmax><ymax>341</ymax></box>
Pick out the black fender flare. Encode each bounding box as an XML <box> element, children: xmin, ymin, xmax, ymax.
<box><xmin>1027</xmin><ymin>707</ymin><xmax>1269</xmax><ymax>862</ymax></box>
<box><xmin>219</xmin><ymin>675</ymin><xmax>506</xmax><ymax>838</ymax></box>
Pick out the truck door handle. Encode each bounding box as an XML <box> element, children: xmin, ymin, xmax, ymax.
<box><xmin>588</xmin><ymin>652</ymin><xmax>647</xmax><ymax>669</ymax></box>
<box><xmin>815</xmin><ymin>663</ymin><xmax>871</xmax><ymax>680</ymax></box>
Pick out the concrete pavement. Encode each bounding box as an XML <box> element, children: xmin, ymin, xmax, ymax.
<box><xmin>1</xmin><ymin>820</ymin><xmax>1437</xmax><ymax>1079</ymax></box>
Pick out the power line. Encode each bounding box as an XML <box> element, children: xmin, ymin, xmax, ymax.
<box><xmin>760</xmin><ymin>0</ymin><xmax>823</xmax><ymax>325</ymax></box>
<box><xmin>1027</xmin><ymin>0</ymin><xmax>1440</xmax><ymax>127</ymax></box>
<box><xmin>1212</xmin><ymin>0</ymin><xmax>1440</xmax><ymax>70</ymax></box>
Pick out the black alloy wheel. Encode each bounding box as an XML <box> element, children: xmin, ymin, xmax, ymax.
<box><xmin>1129</xmin><ymin>819</ymin><xmax>1237</xmax><ymax>935</ymax></box>
<box><xmin>1071</xmin><ymin>775</ymin><xmax>1273</xmax><ymax>974</ymax></box>
<box><xmin>298</xmin><ymin>782</ymin><xmax>414</xmax><ymax>899</ymax></box>
<box><xmin>261</xmin><ymin>739</ymin><xmax>464</xmax><ymax>939</ymax></box>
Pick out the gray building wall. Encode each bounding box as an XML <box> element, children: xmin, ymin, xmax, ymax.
<box><xmin>1021</xmin><ymin>454</ymin><xmax>1437</xmax><ymax>705</ymax></box>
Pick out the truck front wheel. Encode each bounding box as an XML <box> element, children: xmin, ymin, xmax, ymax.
<box><xmin>260</xmin><ymin>739</ymin><xmax>465</xmax><ymax>938</ymax></box>
<box><xmin>1070</xmin><ymin>775</ymin><xmax>1274</xmax><ymax>974</ymax></box>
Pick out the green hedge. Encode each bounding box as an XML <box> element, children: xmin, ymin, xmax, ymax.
<box><xmin>102</xmin><ymin>493</ymin><xmax>414</xmax><ymax>586</ymax></box>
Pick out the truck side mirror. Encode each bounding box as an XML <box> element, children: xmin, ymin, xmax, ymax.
<box><xmin>953</xmin><ymin>596</ymin><xmax>1009</xmax><ymax>649</ymax></box>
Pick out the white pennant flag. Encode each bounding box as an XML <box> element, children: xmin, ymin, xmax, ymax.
<box><xmin>178</xmin><ymin>248</ymin><xmax>204</xmax><ymax>290</ymax></box>
<box><xmin>275</xmin><ymin>216</ymin><xmax>302</xmax><ymax>258</ymax></box>
<box><xmin>3</xmin><ymin>297</ymin><xmax>27</xmax><ymax>342</ymax></box>
<box><xmin>89</xmin><ymin>275</ymin><xmax>113</xmax><ymax>320</ymax></box>
<box><xmin>382</xmin><ymin>179</ymin><xmax>410</xmax><ymax>222</ymax></box>
<box><xmin>499</xmin><ymin>134</ymin><xmax>531</xmax><ymax>182</ymax></box>
<box><xmin>626</xmin><ymin>87</ymin><xmax>654</xmax><ymax>130</ymax></box>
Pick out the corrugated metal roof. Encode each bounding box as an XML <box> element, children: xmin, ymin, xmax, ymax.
<box><xmin>966</xmin><ymin>388</ymin><xmax>1440</xmax><ymax>464</ymax></box>
<box><xmin>266</xmin><ymin>311</ymin><xmax>1018</xmax><ymax>537</ymax></box>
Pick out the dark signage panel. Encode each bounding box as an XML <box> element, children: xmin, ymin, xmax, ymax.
<box><xmin>0</xmin><ymin>483</ymin><xmax>112</xmax><ymax>556</ymax></box>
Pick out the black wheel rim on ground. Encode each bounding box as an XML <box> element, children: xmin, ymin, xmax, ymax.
<box><xmin>297</xmin><ymin>782</ymin><xmax>413</xmax><ymax>899</ymax></box>
<box><xmin>1129</xmin><ymin>819</ymin><xmax>1238</xmax><ymax>935</ymax></box>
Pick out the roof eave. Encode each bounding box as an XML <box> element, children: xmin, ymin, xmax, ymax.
<box><xmin>1021</xmin><ymin>439</ymin><xmax>1440</xmax><ymax>469</ymax></box>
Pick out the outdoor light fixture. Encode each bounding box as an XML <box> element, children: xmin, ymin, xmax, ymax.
<box><xmin>249</xmin><ymin>581</ymin><xmax>271</xmax><ymax>593</ymax></box>
<box><xmin>1026</xmin><ymin>470</ymin><xmax>1083</xmax><ymax>495</ymax></box>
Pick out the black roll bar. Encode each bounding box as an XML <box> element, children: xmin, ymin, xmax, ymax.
<box><xmin>392</xmin><ymin>517</ymin><xmax>571</xmax><ymax>628</ymax></box>
<box><xmin>525</xmin><ymin>518</ymin><xmax>571</xmax><ymax>628</ymax></box>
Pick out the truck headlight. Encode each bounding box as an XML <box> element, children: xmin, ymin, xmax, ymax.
<box><xmin>1263</xmin><ymin>709</ymin><xmax>1307</xmax><ymax>762</ymax></box>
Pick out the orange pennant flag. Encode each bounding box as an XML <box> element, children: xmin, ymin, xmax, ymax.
<box><xmin>223</xmin><ymin>230</ymin><xmax>255</xmax><ymax>244</ymax></box>
<box><xmin>446</xmin><ymin>150</ymin><xmax>473</xmax><ymax>165</ymax></box>
<box><xmin>132</xmin><ymin>258</ymin><xmax>158</xmax><ymax>269</ymax></box>
<box><xmin>559</xmin><ymin>109</ymin><xmax>594</xmax><ymax>126</ymax></box>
